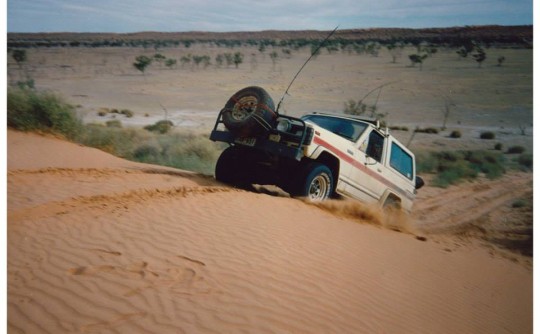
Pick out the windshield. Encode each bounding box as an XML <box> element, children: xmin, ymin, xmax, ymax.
<box><xmin>302</xmin><ymin>115</ymin><xmax>368</xmax><ymax>142</ymax></box>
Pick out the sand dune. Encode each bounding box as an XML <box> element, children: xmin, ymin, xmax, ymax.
<box><xmin>7</xmin><ymin>130</ymin><xmax>532</xmax><ymax>333</ymax></box>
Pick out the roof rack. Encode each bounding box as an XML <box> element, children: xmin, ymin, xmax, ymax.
<box><xmin>310</xmin><ymin>112</ymin><xmax>381</xmax><ymax>128</ymax></box>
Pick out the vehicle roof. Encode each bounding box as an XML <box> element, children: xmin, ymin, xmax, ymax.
<box><xmin>303</xmin><ymin>112</ymin><xmax>415</xmax><ymax>157</ymax></box>
<box><xmin>303</xmin><ymin>112</ymin><xmax>381</xmax><ymax>127</ymax></box>
<box><xmin>305</xmin><ymin>112</ymin><xmax>380</xmax><ymax>127</ymax></box>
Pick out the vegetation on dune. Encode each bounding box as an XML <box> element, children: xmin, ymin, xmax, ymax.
<box><xmin>7</xmin><ymin>88</ymin><xmax>83</xmax><ymax>140</ymax></box>
<box><xmin>7</xmin><ymin>87</ymin><xmax>225</xmax><ymax>174</ymax></box>
<box><xmin>9</xmin><ymin>87</ymin><xmax>531</xmax><ymax>184</ymax></box>
<box><xmin>416</xmin><ymin>148</ymin><xmax>532</xmax><ymax>188</ymax></box>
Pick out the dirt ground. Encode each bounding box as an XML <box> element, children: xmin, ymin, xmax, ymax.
<box><xmin>8</xmin><ymin>45</ymin><xmax>533</xmax><ymax>152</ymax></box>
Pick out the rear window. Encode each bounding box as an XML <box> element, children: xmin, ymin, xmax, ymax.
<box><xmin>390</xmin><ymin>142</ymin><xmax>413</xmax><ymax>180</ymax></box>
<box><xmin>302</xmin><ymin>115</ymin><xmax>367</xmax><ymax>142</ymax></box>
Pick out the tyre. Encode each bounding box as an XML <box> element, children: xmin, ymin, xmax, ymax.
<box><xmin>215</xmin><ymin>146</ymin><xmax>252</xmax><ymax>187</ymax></box>
<box><xmin>290</xmin><ymin>162</ymin><xmax>334</xmax><ymax>201</ymax></box>
<box><xmin>222</xmin><ymin>86</ymin><xmax>277</xmax><ymax>138</ymax></box>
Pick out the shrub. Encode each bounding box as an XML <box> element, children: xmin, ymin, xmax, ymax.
<box><xmin>464</xmin><ymin>150</ymin><xmax>505</xmax><ymax>179</ymax></box>
<box><xmin>480</xmin><ymin>131</ymin><xmax>495</xmax><ymax>139</ymax></box>
<box><xmin>7</xmin><ymin>88</ymin><xmax>83</xmax><ymax>140</ymax></box>
<box><xmin>449</xmin><ymin>130</ymin><xmax>461</xmax><ymax>138</ymax></box>
<box><xmin>414</xmin><ymin>127</ymin><xmax>439</xmax><ymax>134</ymax></box>
<box><xmin>133</xmin><ymin>144</ymin><xmax>161</xmax><ymax>162</ymax></box>
<box><xmin>106</xmin><ymin>120</ymin><xmax>122</xmax><ymax>128</ymax></box>
<box><xmin>416</xmin><ymin>149</ymin><xmax>506</xmax><ymax>187</ymax></box>
<box><xmin>517</xmin><ymin>154</ymin><xmax>532</xmax><ymax>169</ymax></box>
<box><xmin>507</xmin><ymin>146</ymin><xmax>525</xmax><ymax>154</ymax></box>
<box><xmin>120</xmin><ymin>109</ymin><xmax>134</xmax><ymax>118</ymax></box>
<box><xmin>389</xmin><ymin>126</ymin><xmax>409</xmax><ymax>131</ymax></box>
<box><xmin>144</xmin><ymin>120</ymin><xmax>174</xmax><ymax>134</ymax></box>
<box><xmin>78</xmin><ymin>124</ymin><xmax>139</xmax><ymax>156</ymax></box>
<box><xmin>512</xmin><ymin>199</ymin><xmax>526</xmax><ymax>208</ymax></box>
<box><xmin>494</xmin><ymin>143</ymin><xmax>503</xmax><ymax>150</ymax></box>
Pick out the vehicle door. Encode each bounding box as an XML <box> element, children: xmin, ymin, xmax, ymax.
<box><xmin>386</xmin><ymin>139</ymin><xmax>416</xmax><ymax>209</ymax></box>
<box><xmin>344</xmin><ymin>129</ymin><xmax>389</xmax><ymax>203</ymax></box>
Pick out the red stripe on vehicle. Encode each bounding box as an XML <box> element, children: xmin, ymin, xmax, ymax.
<box><xmin>313</xmin><ymin>136</ymin><xmax>414</xmax><ymax>201</ymax></box>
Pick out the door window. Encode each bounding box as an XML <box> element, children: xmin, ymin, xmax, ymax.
<box><xmin>366</xmin><ymin>131</ymin><xmax>384</xmax><ymax>162</ymax></box>
<box><xmin>390</xmin><ymin>142</ymin><xmax>413</xmax><ymax>179</ymax></box>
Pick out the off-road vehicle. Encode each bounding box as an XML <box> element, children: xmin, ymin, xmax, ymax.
<box><xmin>210</xmin><ymin>86</ymin><xmax>424</xmax><ymax>212</ymax></box>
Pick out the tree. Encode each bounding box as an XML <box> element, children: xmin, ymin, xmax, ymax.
<box><xmin>180</xmin><ymin>54</ymin><xmax>191</xmax><ymax>68</ymax></box>
<box><xmin>269</xmin><ymin>51</ymin><xmax>279</xmax><ymax>71</ymax></box>
<box><xmin>233</xmin><ymin>52</ymin><xmax>244</xmax><ymax>68</ymax></box>
<box><xmin>153</xmin><ymin>53</ymin><xmax>166</xmax><ymax>67</ymax></box>
<box><xmin>386</xmin><ymin>43</ymin><xmax>403</xmax><ymax>63</ymax></box>
<box><xmin>343</xmin><ymin>83</ymin><xmax>392</xmax><ymax>120</ymax></box>
<box><xmin>133</xmin><ymin>55</ymin><xmax>152</xmax><ymax>75</ymax></box>
<box><xmin>165</xmin><ymin>58</ymin><xmax>177</xmax><ymax>69</ymax></box>
<box><xmin>472</xmin><ymin>47</ymin><xmax>486</xmax><ymax>68</ymax></box>
<box><xmin>441</xmin><ymin>94</ymin><xmax>455</xmax><ymax>130</ymax></box>
<box><xmin>11</xmin><ymin>49</ymin><xmax>29</xmax><ymax>85</ymax></box>
<box><xmin>12</xmin><ymin>49</ymin><xmax>27</xmax><ymax>68</ymax></box>
<box><xmin>224</xmin><ymin>53</ymin><xmax>234</xmax><ymax>68</ymax></box>
<box><xmin>456</xmin><ymin>47</ymin><xmax>468</xmax><ymax>59</ymax></box>
<box><xmin>408</xmin><ymin>54</ymin><xmax>428</xmax><ymax>70</ymax></box>
<box><xmin>310</xmin><ymin>43</ymin><xmax>321</xmax><ymax>58</ymax></box>
<box><xmin>215</xmin><ymin>54</ymin><xmax>224</xmax><ymax>67</ymax></box>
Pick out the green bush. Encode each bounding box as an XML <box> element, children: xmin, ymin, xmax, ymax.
<box><xmin>144</xmin><ymin>120</ymin><xmax>174</xmax><ymax>134</ymax></box>
<box><xmin>494</xmin><ymin>143</ymin><xmax>503</xmax><ymax>150</ymax></box>
<box><xmin>78</xmin><ymin>124</ymin><xmax>140</xmax><ymax>156</ymax></box>
<box><xmin>133</xmin><ymin>144</ymin><xmax>161</xmax><ymax>162</ymax></box>
<box><xmin>7</xmin><ymin>88</ymin><xmax>83</xmax><ymax>140</ymax></box>
<box><xmin>121</xmin><ymin>109</ymin><xmax>134</xmax><ymax>118</ymax></box>
<box><xmin>389</xmin><ymin>126</ymin><xmax>409</xmax><ymax>131</ymax></box>
<box><xmin>416</xmin><ymin>149</ymin><xmax>506</xmax><ymax>187</ymax></box>
<box><xmin>480</xmin><ymin>131</ymin><xmax>495</xmax><ymax>139</ymax></box>
<box><xmin>507</xmin><ymin>146</ymin><xmax>525</xmax><ymax>154</ymax></box>
<box><xmin>517</xmin><ymin>154</ymin><xmax>532</xmax><ymax>169</ymax></box>
<box><xmin>7</xmin><ymin>89</ymin><xmax>227</xmax><ymax>175</ymax></box>
<box><xmin>449</xmin><ymin>130</ymin><xmax>461</xmax><ymax>138</ymax></box>
<box><xmin>106</xmin><ymin>120</ymin><xmax>122</xmax><ymax>128</ymax></box>
<box><xmin>414</xmin><ymin>127</ymin><xmax>439</xmax><ymax>134</ymax></box>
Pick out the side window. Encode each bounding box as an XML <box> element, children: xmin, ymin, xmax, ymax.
<box><xmin>390</xmin><ymin>142</ymin><xmax>413</xmax><ymax>179</ymax></box>
<box><xmin>366</xmin><ymin>131</ymin><xmax>384</xmax><ymax>162</ymax></box>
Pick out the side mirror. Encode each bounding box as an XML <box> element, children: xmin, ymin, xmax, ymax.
<box><xmin>415</xmin><ymin>176</ymin><xmax>425</xmax><ymax>190</ymax></box>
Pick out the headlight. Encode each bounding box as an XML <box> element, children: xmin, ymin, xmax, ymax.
<box><xmin>276</xmin><ymin>119</ymin><xmax>291</xmax><ymax>132</ymax></box>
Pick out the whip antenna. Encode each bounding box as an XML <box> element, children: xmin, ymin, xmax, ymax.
<box><xmin>276</xmin><ymin>26</ymin><xmax>339</xmax><ymax>114</ymax></box>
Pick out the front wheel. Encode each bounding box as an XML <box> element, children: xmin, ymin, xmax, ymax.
<box><xmin>215</xmin><ymin>146</ymin><xmax>253</xmax><ymax>187</ymax></box>
<box><xmin>289</xmin><ymin>162</ymin><xmax>334</xmax><ymax>201</ymax></box>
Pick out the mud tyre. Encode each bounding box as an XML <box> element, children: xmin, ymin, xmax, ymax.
<box><xmin>215</xmin><ymin>146</ymin><xmax>252</xmax><ymax>187</ymax></box>
<box><xmin>222</xmin><ymin>86</ymin><xmax>277</xmax><ymax>138</ymax></box>
<box><xmin>290</xmin><ymin>162</ymin><xmax>334</xmax><ymax>201</ymax></box>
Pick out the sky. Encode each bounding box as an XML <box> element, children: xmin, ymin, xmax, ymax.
<box><xmin>6</xmin><ymin>0</ymin><xmax>533</xmax><ymax>33</ymax></box>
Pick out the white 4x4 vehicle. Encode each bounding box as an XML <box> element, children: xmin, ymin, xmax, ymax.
<box><xmin>210</xmin><ymin>86</ymin><xmax>424</xmax><ymax>212</ymax></box>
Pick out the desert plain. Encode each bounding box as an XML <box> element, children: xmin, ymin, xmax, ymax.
<box><xmin>7</xmin><ymin>36</ymin><xmax>533</xmax><ymax>333</ymax></box>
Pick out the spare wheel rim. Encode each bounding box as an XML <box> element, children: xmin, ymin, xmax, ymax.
<box><xmin>231</xmin><ymin>96</ymin><xmax>258</xmax><ymax>121</ymax></box>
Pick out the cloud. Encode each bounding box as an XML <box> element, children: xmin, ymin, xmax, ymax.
<box><xmin>7</xmin><ymin>0</ymin><xmax>532</xmax><ymax>32</ymax></box>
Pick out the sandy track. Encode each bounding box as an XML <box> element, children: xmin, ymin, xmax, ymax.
<box><xmin>7</xmin><ymin>130</ymin><xmax>532</xmax><ymax>333</ymax></box>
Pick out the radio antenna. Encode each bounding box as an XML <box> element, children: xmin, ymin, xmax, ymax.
<box><xmin>276</xmin><ymin>26</ymin><xmax>339</xmax><ymax>114</ymax></box>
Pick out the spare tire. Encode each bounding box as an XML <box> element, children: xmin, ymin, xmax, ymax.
<box><xmin>222</xmin><ymin>86</ymin><xmax>277</xmax><ymax>138</ymax></box>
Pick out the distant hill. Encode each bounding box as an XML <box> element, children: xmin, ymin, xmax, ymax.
<box><xmin>8</xmin><ymin>25</ymin><xmax>532</xmax><ymax>48</ymax></box>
